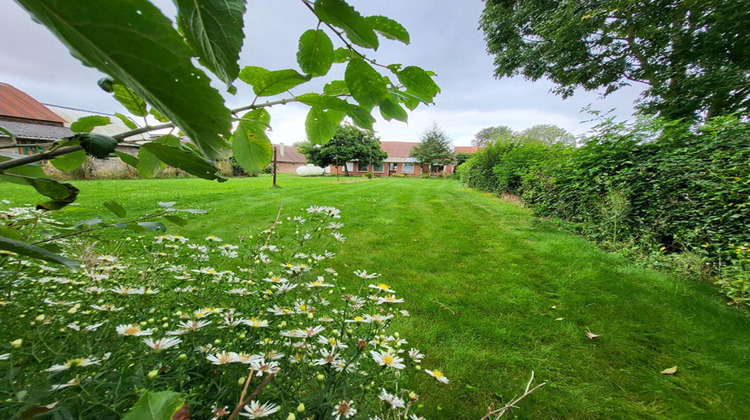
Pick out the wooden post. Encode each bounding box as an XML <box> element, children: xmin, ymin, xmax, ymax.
<box><xmin>272</xmin><ymin>146</ymin><xmax>278</xmax><ymax>187</ymax></box>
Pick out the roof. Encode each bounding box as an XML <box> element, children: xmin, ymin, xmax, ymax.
<box><xmin>454</xmin><ymin>146</ymin><xmax>479</xmax><ymax>154</ymax></box>
<box><xmin>380</xmin><ymin>141</ymin><xmax>418</xmax><ymax>160</ymax></box>
<box><xmin>0</xmin><ymin>83</ymin><xmax>65</xmax><ymax>124</ymax></box>
<box><xmin>45</xmin><ymin>104</ymin><xmax>147</xmax><ymax>140</ymax></box>
<box><xmin>0</xmin><ymin>119</ymin><xmax>73</xmax><ymax>141</ymax></box>
<box><xmin>272</xmin><ymin>144</ymin><xmax>307</xmax><ymax>164</ymax></box>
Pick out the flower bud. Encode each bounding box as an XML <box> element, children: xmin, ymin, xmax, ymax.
<box><xmin>286</xmin><ymin>414</ymin><xmax>296</xmax><ymax>420</ymax></box>
<box><xmin>147</xmin><ymin>369</ymin><xmax>158</xmax><ymax>379</ymax></box>
<box><xmin>296</xmin><ymin>403</ymin><xmax>305</xmax><ymax>413</ymax></box>
<box><xmin>316</xmin><ymin>374</ymin><xmax>325</xmax><ymax>381</ymax></box>
<box><xmin>237</xmin><ymin>376</ymin><xmax>246</xmax><ymax>386</ymax></box>
<box><xmin>11</xmin><ymin>339</ymin><xmax>22</xmax><ymax>348</ymax></box>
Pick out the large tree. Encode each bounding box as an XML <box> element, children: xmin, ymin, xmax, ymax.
<box><xmin>480</xmin><ymin>0</ymin><xmax>750</xmax><ymax>121</ymax></box>
<box><xmin>472</xmin><ymin>125</ymin><xmax>514</xmax><ymax>147</ymax></box>
<box><xmin>410</xmin><ymin>123</ymin><xmax>454</xmax><ymax>172</ymax></box>
<box><xmin>520</xmin><ymin>124</ymin><xmax>576</xmax><ymax>146</ymax></box>
<box><xmin>298</xmin><ymin>124</ymin><xmax>386</xmax><ymax>176</ymax></box>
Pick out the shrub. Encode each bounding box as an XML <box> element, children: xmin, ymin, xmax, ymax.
<box><xmin>363</xmin><ymin>171</ymin><xmax>374</xmax><ymax>179</ymax></box>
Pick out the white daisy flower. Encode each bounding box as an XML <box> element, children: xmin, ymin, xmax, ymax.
<box><xmin>91</xmin><ymin>303</ymin><xmax>123</xmax><ymax>312</ymax></box>
<box><xmin>143</xmin><ymin>337</ymin><xmax>182</xmax><ymax>351</ymax></box>
<box><xmin>354</xmin><ymin>270</ymin><xmax>380</xmax><ymax>279</ymax></box>
<box><xmin>46</xmin><ymin>357</ymin><xmax>100</xmax><ymax>372</ymax></box>
<box><xmin>408</xmin><ymin>349</ymin><xmax>424</xmax><ymax>363</ymax></box>
<box><xmin>116</xmin><ymin>324</ymin><xmax>153</xmax><ymax>336</ymax></box>
<box><xmin>379</xmin><ymin>389</ymin><xmax>406</xmax><ymax>409</ymax></box>
<box><xmin>370</xmin><ymin>350</ymin><xmax>405</xmax><ymax>369</ymax></box>
<box><xmin>377</xmin><ymin>295</ymin><xmax>405</xmax><ymax>304</ymax></box>
<box><xmin>242</xmin><ymin>318</ymin><xmax>269</xmax><ymax>328</ymax></box>
<box><xmin>368</xmin><ymin>283</ymin><xmax>396</xmax><ymax>293</ymax></box>
<box><xmin>50</xmin><ymin>378</ymin><xmax>79</xmax><ymax>391</ymax></box>
<box><xmin>205</xmin><ymin>235</ymin><xmax>223</xmax><ymax>242</ymax></box>
<box><xmin>332</xmin><ymin>400</ymin><xmax>356</xmax><ymax>420</ymax></box>
<box><xmin>240</xmin><ymin>400</ymin><xmax>279</xmax><ymax>418</ymax></box>
<box><xmin>206</xmin><ymin>352</ymin><xmax>239</xmax><ymax>365</ymax></box>
<box><xmin>425</xmin><ymin>369</ymin><xmax>449</xmax><ymax>384</ymax></box>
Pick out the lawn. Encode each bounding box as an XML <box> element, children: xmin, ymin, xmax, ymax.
<box><xmin>4</xmin><ymin>175</ymin><xmax>750</xmax><ymax>419</ymax></box>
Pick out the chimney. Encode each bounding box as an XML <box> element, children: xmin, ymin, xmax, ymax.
<box><xmin>280</xmin><ymin>143</ymin><xmax>285</xmax><ymax>157</ymax></box>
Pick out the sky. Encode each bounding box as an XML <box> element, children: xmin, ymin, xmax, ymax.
<box><xmin>0</xmin><ymin>0</ymin><xmax>645</xmax><ymax>146</ymax></box>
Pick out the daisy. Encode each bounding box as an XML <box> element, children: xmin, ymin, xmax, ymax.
<box><xmin>326</xmin><ymin>222</ymin><xmax>344</xmax><ymax>230</ymax></box>
<box><xmin>332</xmin><ymin>400</ymin><xmax>356</xmax><ymax>420</ymax></box>
<box><xmin>273</xmin><ymin>283</ymin><xmax>299</xmax><ymax>293</ymax></box>
<box><xmin>206</xmin><ymin>352</ymin><xmax>238</xmax><ymax>365</ymax></box>
<box><xmin>110</xmin><ymin>286</ymin><xmax>146</xmax><ymax>295</ymax></box>
<box><xmin>67</xmin><ymin>322</ymin><xmax>105</xmax><ymax>332</ymax></box>
<box><xmin>345</xmin><ymin>316</ymin><xmax>371</xmax><ymax>324</ymax></box>
<box><xmin>366</xmin><ymin>314</ymin><xmax>394</xmax><ymax>323</ymax></box>
<box><xmin>116</xmin><ymin>324</ymin><xmax>153</xmax><ymax>336</ymax></box>
<box><xmin>243</xmin><ymin>318</ymin><xmax>269</xmax><ymax>328</ymax></box>
<box><xmin>250</xmin><ymin>358</ymin><xmax>280</xmax><ymax>376</ymax></box>
<box><xmin>205</xmin><ymin>235</ymin><xmax>223</xmax><ymax>242</ymax></box>
<box><xmin>46</xmin><ymin>357</ymin><xmax>100</xmax><ymax>372</ymax></box>
<box><xmin>425</xmin><ymin>369</ymin><xmax>449</xmax><ymax>384</ymax></box>
<box><xmin>317</xmin><ymin>335</ymin><xmax>348</xmax><ymax>349</ymax></box>
<box><xmin>314</xmin><ymin>348</ymin><xmax>343</xmax><ymax>366</ymax></box>
<box><xmin>143</xmin><ymin>337</ymin><xmax>182</xmax><ymax>351</ymax></box>
<box><xmin>331</xmin><ymin>232</ymin><xmax>346</xmax><ymax>243</ymax></box>
<box><xmin>235</xmin><ymin>353</ymin><xmax>263</xmax><ymax>364</ymax></box>
<box><xmin>369</xmin><ymin>283</ymin><xmax>396</xmax><ymax>293</ymax></box>
<box><xmin>370</xmin><ymin>350</ymin><xmax>405</xmax><ymax>369</ymax></box>
<box><xmin>408</xmin><ymin>348</ymin><xmax>424</xmax><ymax>363</ymax></box>
<box><xmin>0</xmin><ymin>354</ymin><xmax>9</xmax><ymax>360</ymax></box>
<box><xmin>354</xmin><ymin>270</ymin><xmax>380</xmax><ymax>279</ymax></box>
<box><xmin>267</xmin><ymin>305</ymin><xmax>294</xmax><ymax>316</ymax></box>
<box><xmin>227</xmin><ymin>288</ymin><xmax>253</xmax><ymax>295</ymax></box>
<box><xmin>240</xmin><ymin>401</ymin><xmax>279</xmax><ymax>419</ymax></box>
<box><xmin>306</xmin><ymin>279</ymin><xmax>334</xmax><ymax>288</ymax></box>
<box><xmin>379</xmin><ymin>389</ymin><xmax>406</xmax><ymax>409</ymax></box>
<box><xmin>262</xmin><ymin>276</ymin><xmax>288</xmax><ymax>284</ymax></box>
<box><xmin>377</xmin><ymin>295</ymin><xmax>405</xmax><ymax>304</ymax></box>
<box><xmin>210</xmin><ymin>404</ymin><xmax>230</xmax><ymax>420</ymax></box>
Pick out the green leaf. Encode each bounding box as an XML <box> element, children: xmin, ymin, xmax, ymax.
<box><xmin>366</xmin><ymin>15</ymin><xmax>410</xmax><ymax>44</ymax></box>
<box><xmin>324</xmin><ymin>80</ymin><xmax>350</xmax><ymax>96</ymax></box>
<box><xmin>345</xmin><ymin>57</ymin><xmax>388</xmax><ymax>107</ymax></box>
<box><xmin>24</xmin><ymin>177</ymin><xmax>80</xmax><ymax>210</ymax></box>
<box><xmin>137</xmin><ymin>135</ymin><xmax>179</xmax><ymax>178</ymax></box>
<box><xmin>136</xmin><ymin>222</ymin><xmax>166</xmax><ymax>232</ymax></box>
<box><xmin>112</xmin><ymin>84</ymin><xmax>148</xmax><ymax>117</ymax></box>
<box><xmin>0</xmin><ymin>236</ymin><xmax>79</xmax><ymax>268</ymax></box>
<box><xmin>315</xmin><ymin>0</ymin><xmax>379</xmax><ymax>49</ymax></box>
<box><xmin>397</xmin><ymin>66</ymin><xmax>441</xmax><ymax>104</ymax></box>
<box><xmin>15</xmin><ymin>0</ymin><xmax>232</xmax><ymax>159</ymax></box>
<box><xmin>70</xmin><ymin>115</ymin><xmax>111</xmax><ymax>133</ymax></box>
<box><xmin>141</xmin><ymin>142</ymin><xmax>226</xmax><ymax>182</ymax></box>
<box><xmin>114</xmin><ymin>112</ymin><xmax>138</xmax><ymax>130</ymax></box>
<box><xmin>379</xmin><ymin>94</ymin><xmax>408</xmax><ymax>122</ymax></box>
<box><xmin>122</xmin><ymin>391</ymin><xmax>184</xmax><ymax>420</ymax></box>
<box><xmin>239</xmin><ymin>66</ymin><xmax>310</xmax><ymax>97</ymax></box>
<box><xmin>232</xmin><ymin>109</ymin><xmax>273</xmax><ymax>173</ymax></box>
<box><xmin>149</xmin><ymin>107</ymin><xmax>170</xmax><ymax>123</ymax></box>
<box><xmin>76</xmin><ymin>133</ymin><xmax>118</xmax><ymax>158</ymax></box>
<box><xmin>158</xmin><ymin>201</ymin><xmax>177</xmax><ymax>208</ymax></box>
<box><xmin>103</xmin><ymin>200</ymin><xmax>126</xmax><ymax>218</ymax></box>
<box><xmin>0</xmin><ymin>227</ymin><xmax>24</xmax><ymax>242</ymax></box>
<box><xmin>306</xmin><ymin>108</ymin><xmax>346</xmax><ymax>145</ymax></box>
<box><xmin>348</xmin><ymin>106</ymin><xmax>376</xmax><ymax>131</ymax></box>
<box><xmin>297</xmin><ymin>93</ymin><xmax>353</xmax><ymax>112</ymax></box>
<box><xmin>51</xmin><ymin>149</ymin><xmax>87</xmax><ymax>172</ymax></box>
<box><xmin>115</xmin><ymin>151</ymin><xmax>139</xmax><ymax>169</ymax></box>
<box><xmin>297</xmin><ymin>29</ymin><xmax>334</xmax><ymax>77</ymax></box>
<box><xmin>333</xmin><ymin>47</ymin><xmax>351</xmax><ymax>63</ymax></box>
<box><xmin>174</xmin><ymin>0</ymin><xmax>247</xmax><ymax>86</ymax></box>
<box><xmin>164</xmin><ymin>215</ymin><xmax>187</xmax><ymax>226</ymax></box>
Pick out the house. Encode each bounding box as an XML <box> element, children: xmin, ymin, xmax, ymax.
<box><xmin>454</xmin><ymin>145</ymin><xmax>480</xmax><ymax>154</ymax></box>
<box><xmin>271</xmin><ymin>143</ymin><xmax>308</xmax><ymax>173</ymax></box>
<box><xmin>329</xmin><ymin>141</ymin><xmax>458</xmax><ymax>177</ymax></box>
<box><xmin>0</xmin><ymin>82</ymin><xmax>73</xmax><ymax>156</ymax></box>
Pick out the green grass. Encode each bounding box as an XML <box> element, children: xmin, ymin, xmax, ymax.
<box><xmin>5</xmin><ymin>175</ymin><xmax>750</xmax><ymax>419</ymax></box>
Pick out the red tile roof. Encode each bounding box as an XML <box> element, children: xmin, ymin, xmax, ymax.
<box><xmin>0</xmin><ymin>83</ymin><xmax>65</xmax><ymax>124</ymax></box>
<box><xmin>380</xmin><ymin>141</ymin><xmax>418</xmax><ymax>158</ymax></box>
<box><xmin>272</xmin><ymin>144</ymin><xmax>307</xmax><ymax>164</ymax></box>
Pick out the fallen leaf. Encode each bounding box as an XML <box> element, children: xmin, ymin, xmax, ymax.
<box><xmin>585</xmin><ymin>329</ymin><xmax>599</xmax><ymax>339</ymax></box>
<box><xmin>661</xmin><ymin>366</ymin><xmax>678</xmax><ymax>375</ymax></box>
<box><xmin>550</xmin><ymin>305</ymin><xmax>557</xmax><ymax>309</ymax></box>
<box><xmin>554</xmin><ymin>317</ymin><xmax>564</xmax><ymax>321</ymax></box>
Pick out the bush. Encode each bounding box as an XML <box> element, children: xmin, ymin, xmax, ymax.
<box><xmin>459</xmin><ymin>116</ymin><xmax>750</xmax><ymax>305</ymax></box>
<box><xmin>363</xmin><ymin>171</ymin><xmax>374</xmax><ymax>179</ymax></box>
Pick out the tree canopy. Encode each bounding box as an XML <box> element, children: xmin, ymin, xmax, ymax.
<box><xmin>298</xmin><ymin>124</ymin><xmax>386</xmax><ymax>175</ymax></box>
<box><xmin>472</xmin><ymin>125</ymin><xmax>514</xmax><ymax>147</ymax></box>
<box><xmin>480</xmin><ymin>0</ymin><xmax>750</xmax><ymax>121</ymax></box>
<box><xmin>410</xmin><ymin>123</ymin><xmax>454</xmax><ymax>170</ymax></box>
<box><xmin>521</xmin><ymin>124</ymin><xmax>576</xmax><ymax>146</ymax></box>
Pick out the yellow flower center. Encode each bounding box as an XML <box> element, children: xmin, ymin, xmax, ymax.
<box><xmin>383</xmin><ymin>355</ymin><xmax>394</xmax><ymax>365</ymax></box>
<box><xmin>433</xmin><ymin>370</ymin><xmax>444</xmax><ymax>378</ymax></box>
<box><xmin>377</xmin><ymin>283</ymin><xmax>390</xmax><ymax>290</ymax></box>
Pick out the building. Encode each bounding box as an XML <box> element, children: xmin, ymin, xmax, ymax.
<box><xmin>330</xmin><ymin>141</ymin><xmax>458</xmax><ymax>177</ymax></box>
<box><xmin>0</xmin><ymin>82</ymin><xmax>73</xmax><ymax>156</ymax></box>
<box><xmin>271</xmin><ymin>143</ymin><xmax>308</xmax><ymax>173</ymax></box>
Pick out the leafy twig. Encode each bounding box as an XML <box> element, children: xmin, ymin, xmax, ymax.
<box><xmin>226</xmin><ymin>373</ymin><xmax>276</xmax><ymax>420</ymax></box>
<box><xmin>480</xmin><ymin>371</ymin><xmax>546</xmax><ymax>420</ymax></box>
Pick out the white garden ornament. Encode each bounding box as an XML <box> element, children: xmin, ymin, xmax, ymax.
<box><xmin>296</xmin><ymin>164</ymin><xmax>325</xmax><ymax>177</ymax></box>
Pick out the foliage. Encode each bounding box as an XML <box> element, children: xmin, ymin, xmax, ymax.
<box><xmin>520</xmin><ymin>124</ymin><xmax>576</xmax><ymax>146</ymax></box>
<box><xmin>2</xmin><ymin>0</ymin><xmax>439</xmax><ymax>272</ymax></box>
<box><xmin>480</xmin><ymin>0</ymin><xmax>750</xmax><ymax>121</ymax></box>
<box><xmin>410</xmin><ymin>123</ymin><xmax>454</xmax><ymax>171</ymax></box>
<box><xmin>460</xmin><ymin>115</ymin><xmax>750</xmax><ymax>304</ymax></box>
<box><xmin>472</xmin><ymin>125</ymin><xmax>514</xmax><ymax>147</ymax></box>
<box><xmin>298</xmin><ymin>124</ymin><xmax>387</xmax><ymax>175</ymax></box>
<box><xmin>0</xmin><ymin>202</ymin><xmax>444</xmax><ymax>419</ymax></box>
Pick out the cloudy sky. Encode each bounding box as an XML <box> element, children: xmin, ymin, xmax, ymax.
<box><xmin>1</xmin><ymin>0</ymin><xmax>644</xmax><ymax>145</ymax></box>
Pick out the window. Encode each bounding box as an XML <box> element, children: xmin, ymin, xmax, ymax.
<box><xmin>372</xmin><ymin>162</ymin><xmax>384</xmax><ymax>172</ymax></box>
<box><xmin>345</xmin><ymin>162</ymin><xmax>354</xmax><ymax>172</ymax></box>
<box><xmin>402</xmin><ymin>163</ymin><xmax>414</xmax><ymax>174</ymax></box>
<box><xmin>357</xmin><ymin>161</ymin><xmax>370</xmax><ymax>172</ymax></box>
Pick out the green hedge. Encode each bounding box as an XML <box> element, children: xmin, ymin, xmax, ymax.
<box><xmin>459</xmin><ymin>116</ymin><xmax>749</xmax><ymax>284</ymax></box>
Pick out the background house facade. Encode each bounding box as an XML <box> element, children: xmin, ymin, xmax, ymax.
<box><xmin>329</xmin><ymin>141</ymin><xmax>459</xmax><ymax>177</ymax></box>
